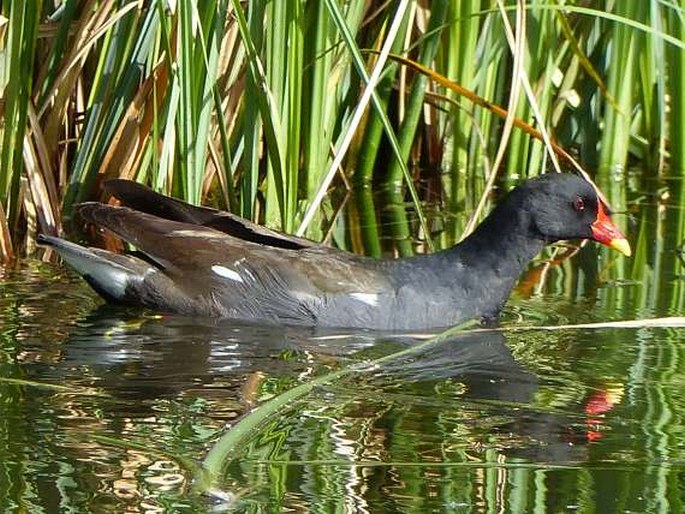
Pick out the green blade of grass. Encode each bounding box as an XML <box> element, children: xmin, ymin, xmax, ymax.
<box><xmin>196</xmin><ymin>320</ymin><xmax>478</xmax><ymax>496</ymax></box>
<box><xmin>298</xmin><ymin>0</ymin><xmax>434</xmax><ymax>252</ymax></box>
<box><xmin>598</xmin><ymin>1</ymin><xmax>646</xmax><ymax>173</ymax></box>
<box><xmin>383</xmin><ymin>2</ymin><xmax>448</xmax><ymax>186</ymax></box>
<box><xmin>229</xmin><ymin>0</ymin><xmax>287</xmax><ymax>226</ymax></box>
<box><xmin>666</xmin><ymin>3</ymin><xmax>685</xmax><ymax>173</ymax></box>
<box><xmin>0</xmin><ymin>0</ymin><xmax>40</xmax><ymax>239</ymax></box>
<box><xmin>64</xmin><ymin>5</ymin><xmax>158</xmax><ymax>209</ymax></box>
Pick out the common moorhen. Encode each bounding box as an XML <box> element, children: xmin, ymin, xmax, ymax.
<box><xmin>39</xmin><ymin>174</ymin><xmax>630</xmax><ymax>330</ymax></box>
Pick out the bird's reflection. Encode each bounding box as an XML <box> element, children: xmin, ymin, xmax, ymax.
<box><xmin>376</xmin><ymin>331</ymin><xmax>539</xmax><ymax>402</ymax></box>
<box><xmin>57</xmin><ymin>305</ymin><xmax>592</xmax><ymax>462</ymax></box>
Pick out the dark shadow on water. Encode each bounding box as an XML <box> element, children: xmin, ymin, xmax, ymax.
<box><xmin>53</xmin><ymin>305</ymin><xmax>591</xmax><ymax>469</ymax></box>
<box><xmin>375</xmin><ymin>332</ymin><xmax>590</xmax><ymax>463</ymax></box>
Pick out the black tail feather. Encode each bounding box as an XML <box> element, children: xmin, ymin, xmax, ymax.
<box><xmin>101</xmin><ymin>179</ymin><xmax>313</xmax><ymax>250</ymax></box>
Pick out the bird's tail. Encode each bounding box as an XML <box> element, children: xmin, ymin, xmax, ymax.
<box><xmin>38</xmin><ymin>234</ymin><xmax>155</xmax><ymax>303</ymax></box>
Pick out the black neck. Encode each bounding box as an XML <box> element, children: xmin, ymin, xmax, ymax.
<box><xmin>432</xmin><ymin>205</ymin><xmax>547</xmax><ymax>304</ymax></box>
<box><xmin>452</xmin><ymin>207</ymin><xmax>545</xmax><ymax>270</ymax></box>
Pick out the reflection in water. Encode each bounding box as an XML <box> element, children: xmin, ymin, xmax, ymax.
<box><xmin>378</xmin><ymin>332</ymin><xmax>590</xmax><ymax>460</ymax></box>
<box><xmin>214</xmin><ymin>330</ymin><xmax>597</xmax><ymax>512</ymax></box>
<box><xmin>59</xmin><ymin>307</ymin><xmax>383</xmax><ymax>407</ymax></box>
<box><xmin>61</xmin><ymin>312</ymin><xmax>554</xmax><ymax>428</ymax></box>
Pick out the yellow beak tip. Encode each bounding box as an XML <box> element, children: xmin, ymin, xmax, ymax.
<box><xmin>609</xmin><ymin>238</ymin><xmax>632</xmax><ymax>257</ymax></box>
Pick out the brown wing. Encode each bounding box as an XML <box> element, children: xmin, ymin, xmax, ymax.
<box><xmin>75</xmin><ymin>202</ymin><xmax>392</xmax><ymax>322</ymax></box>
<box><xmin>103</xmin><ymin>179</ymin><xmax>319</xmax><ymax>251</ymax></box>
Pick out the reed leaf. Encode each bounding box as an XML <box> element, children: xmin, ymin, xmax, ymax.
<box><xmin>1</xmin><ymin>0</ymin><xmax>40</xmax><ymax>236</ymax></box>
<box><xmin>598</xmin><ymin>1</ymin><xmax>646</xmax><ymax>174</ymax></box>
<box><xmin>229</xmin><ymin>0</ymin><xmax>287</xmax><ymax>227</ymax></box>
<box><xmin>666</xmin><ymin>4</ymin><xmax>685</xmax><ymax>173</ymax></box>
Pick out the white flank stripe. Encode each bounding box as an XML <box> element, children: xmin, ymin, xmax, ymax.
<box><xmin>211</xmin><ymin>265</ymin><xmax>244</xmax><ymax>283</ymax></box>
<box><xmin>350</xmin><ymin>292</ymin><xmax>379</xmax><ymax>307</ymax></box>
<box><xmin>171</xmin><ymin>229</ymin><xmax>224</xmax><ymax>239</ymax></box>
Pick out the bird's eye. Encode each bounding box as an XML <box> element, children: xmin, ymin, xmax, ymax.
<box><xmin>572</xmin><ymin>197</ymin><xmax>585</xmax><ymax>212</ymax></box>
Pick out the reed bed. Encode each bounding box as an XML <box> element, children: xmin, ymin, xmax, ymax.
<box><xmin>0</xmin><ymin>1</ymin><xmax>682</xmax><ymax>263</ymax></box>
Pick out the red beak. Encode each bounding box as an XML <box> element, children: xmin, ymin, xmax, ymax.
<box><xmin>590</xmin><ymin>202</ymin><xmax>631</xmax><ymax>256</ymax></box>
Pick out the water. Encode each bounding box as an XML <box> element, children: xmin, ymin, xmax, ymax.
<box><xmin>2</xmin><ymin>183</ymin><xmax>685</xmax><ymax>512</ymax></box>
